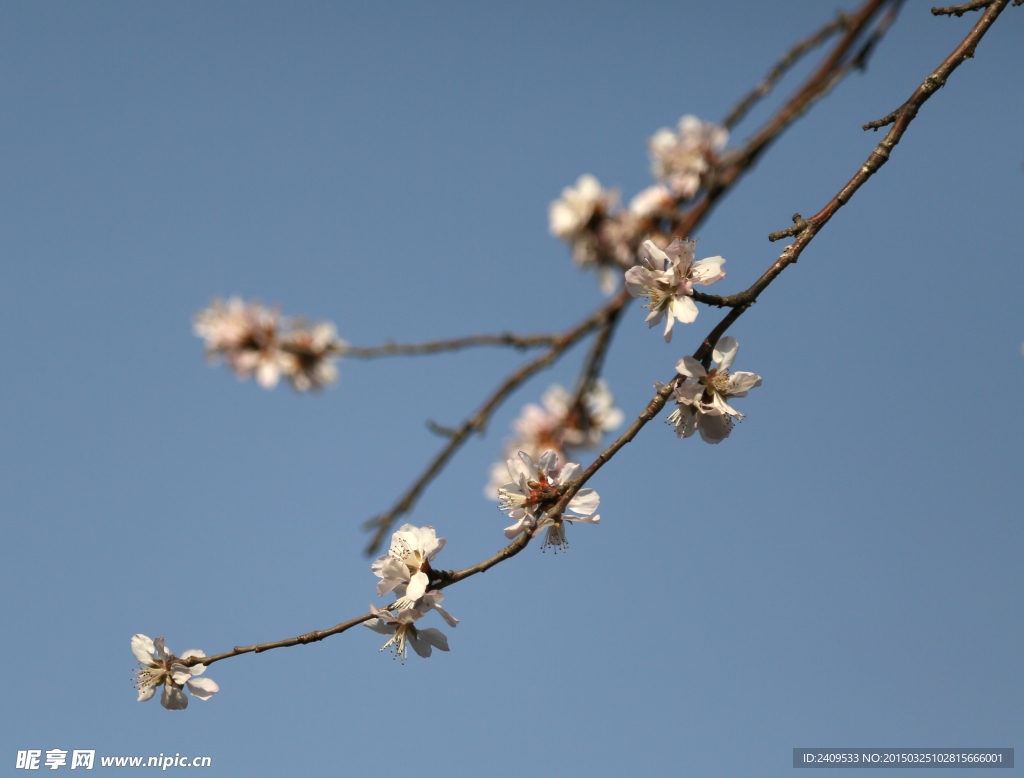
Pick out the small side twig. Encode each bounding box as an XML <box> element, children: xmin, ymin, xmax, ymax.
<box><xmin>721</xmin><ymin>11</ymin><xmax>852</xmax><ymax>130</ymax></box>
<box><xmin>932</xmin><ymin>0</ymin><xmax>993</xmax><ymax>16</ymax></box>
<box><xmin>361</xmin><ymin>289</ymin><xmax>630</xmax><ymax>554</ymax></box>
<box><xmin>337</xmin><ymin>332</ymin><xmax>561</xmax><ymax>359</ymax></box>
<box><xmin>768</xmin><ymin>213</ymin><xmax>810</xmax><ymax>242</ymax></box>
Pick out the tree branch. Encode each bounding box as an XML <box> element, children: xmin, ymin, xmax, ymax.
<box><xmin>336</xmin><ymin>332</ymin><xmax>562</xmax><ymax>358</ymax></box>
<box><xmin>184</xmin><ymin>0</ymin><xmax>1010</xmax><ymax>674</ymax></box>
<box><xmin>721</xmin><ymin>11</ymin><xmax>852</xmax><ymax>131</ymax></box>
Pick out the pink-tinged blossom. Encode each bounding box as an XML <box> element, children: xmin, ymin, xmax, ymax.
<box><xmin>364</xmin><ymin>605</ymin><xmax>450</xmax><ymax>662</ymax></box>
<box><xmin>194</xmin><ymin>297</ymin><xmax>290</xmax><ymax>388</ymax></box>
<box><xmin>130</xmin><ymin>634</ymin><xmax>219</xmax><ymax>711</ymax></box>
<box><xmin>372</xmin><ymin>524</ymin><xmax>446</xmax><ymax>605</ymax></box>
<box><xmin>484</xmin><ymin>381</ymin><xmax>624</xmax><ymax>500</ymax></box>
<box><xmin>667</xmin><ymin>336</ymin><xmax>762</xmax><ymax>443</ymax></box>
<box><xmin>194</xmin><ymin>298</ymin><xmax>344</xmax><ymax>392</ymax></box>
<box><xmin>498</xmin><ymin>451</ymin><xmax>600</xmax><ymax>542</ymax></box>
<box><xmin>648</xmin><ymin>115</ymin><xmax>728</xmax><ymax>200</ymax></box>
<box><xmin>625</xmin><ymin>238</ymin><xmax>725</xmax><ymax>342</ymax></box>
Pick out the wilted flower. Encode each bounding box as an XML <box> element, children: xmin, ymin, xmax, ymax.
<box><xmin>668</xmin><ymin>336</ymin><xmax>762</xmax><ymax>443</ymax></box>
<box><xmin>131</xmin><ymin>634</ymin><xmax>219</xmax><ymax>711</ymax></box>
<box><xmin>625</xmin><ymin>238</ymin><xmax>725</xmax><ymax>342</ymax></box>
<box><xmin>498</xmin><ymin>450</ymin><xmax>600</xmax><ymax>542</ymax></box>
<box><xmin>364</xmin><ymin>605</ymin><xmax>450</xmax><ymax>662</ymax></box>
<box><xmin>649</xmin><ymin>115</ymin><xmax>728</xmax><ymax>200</ymax></box>
<box><xmin>372</xmin><ymin>524</ymin><xmax>446</xmax><ymax>606</ymax></box>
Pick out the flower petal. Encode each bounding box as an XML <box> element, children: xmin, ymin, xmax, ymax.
<box><xmin>691</xmin><ymin>256</ymin><xmax>726</xmax><ymax>285</ymax></box>
<box><xmin>675</xmin><ymin>356</ymin><xmax>706</xmax><ymax>379</ymax></box>
<box><xmin>728</xmin><ymin>371</ymin><xmax>761</xmax><ymax>394</ymax></box>
<box><xmin>169</xmin><ymin>663</ymin><xmax>192</xmax><ymax>686</ymax></box>
<box><xmin>670</xmin><ymin>295</ymin><xmax>698</xmax><ymax>325</ymax></box>
<box><xmin>416</xmin><ymin>627</ymin><xmax>450</xmax><ymax>652</ymax></box>
<box><xmin>567</xmin><ymin>488</ymin><xmax>600</xmax><ymax>515</ymax></box>
<box><xmin>639</xmin><ymin>240</ymin><xmax>670</xmax><ymax>271</ymax></box>
<box><xmin>161</xmin><ymin>684</ymin><xmax>189</xmax><ymax>710</ymax></box>
<box><xmin>406</xmin><ymin>571</ymin><xmax>428</xmax><ymax>602</ymax></box>
<box><xmin>186</xmin><ymin>677</ymin><xmax>219</xmax><ymax>700</ymax></box>
<box><xmin>131</xmin><ymin>634</ymin><xmax>155</xmax><ymax>665</ymax></box>
<box><xmin>137</xmin><ymin>686</ymin><xmax>156</xmax><ymax>703</ymax></box>
<box><xmin>712</xmin><ymin>336</ymin><xmax>738</xmax><ymax>370</ymax></box>
<box><xmin>698</xmin><ymin>413</ymin><xmax>732</xmax><ymax>443</ymax></box>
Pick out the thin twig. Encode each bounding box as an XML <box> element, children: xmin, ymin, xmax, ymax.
<box><xmin>336</xmin><ymin>332</ymin><xmax>561</xmax><ymax>358</ymax></box>
<box><xmin>932</xmin><ymin>0</ymin><xmax>993</xmax><ymax>15</ymax></box>
<box><xmin>722</xmin><ymin>11</ymin><xmax>852</xmax><ymax>130</ymax></box>
<box><xmin>361</xmin><ymin>289</ymin><xmax>630</xmax><ymax>554</ymax></box>
<box><xmin>364</xmin><ymin>0</ymin><xmax>900</xmax><ymax>555</ymax></box>
<box><xmin>677</xmin><ymin>0</ymin><xmax>899</xmax><ymax>239</ymax></box>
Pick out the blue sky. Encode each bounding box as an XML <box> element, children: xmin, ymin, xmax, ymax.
<box><xmin>1</xmin><ymin>2</ymin><xmax>1021</xmax><ymax>776</ymax></box>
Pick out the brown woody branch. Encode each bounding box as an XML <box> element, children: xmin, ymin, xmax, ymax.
<box><xmin>362</xmin><ymin>0</ymin><xmax>899</xmax><ymax>555</ymax></box>
<box><xmin>335</xmin><ymin>332</ymin><xmax>561</xmax><ymax>358</ymax></box>
<box><xmin>360</xmin><ymin>288</ymin><xmax>630</xmax><ymax>554</ymax></box>
<box><xmin>721</xmin><ymin>11</ymin><xmax>852</xmax><ymax>130</ymax></box>
<box><xmin>185</xmin><ymin>0</ymin><xmax>1009</xmax><ymax>673</ymax></box>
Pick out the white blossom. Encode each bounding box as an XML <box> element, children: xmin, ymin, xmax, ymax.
<box><xmin>629</xmin><ymin>184</ymin><xmax>675</xmax><ymax>221</ymax></box>
<box><xmin>667</xmin><ymin>336</ymin><xmax>762</xmax><ymax>443</ymax></box>
<box><xmin>130</xmin><ymin>634</ymin><xmax>219</xmax><ymax>711</ymax></box>
<box><xmin>625</xmin><ymin>238</ymin><xmax>725</xmax><ymax>342</ymax></box>
<box><xmin>194</xmin><ymin>297</ymin><xmax>291</xmax><ymax>388</ymax></box>
<box><xmin>372</xmin><ymin>524</ymin><xmax>446</xmax><ymax>606</ymax></box>
<box><xmin>648</xmin><ymin>115</ymin><xmax>728</xmax><ymax>200</ymax></box>
<box><xmin>280</xmin><ymin>321</ymin><xmax>344</xmax><ymax>392</ymax></box>
<box><xmin>484</xmin><ymin>381</ymin><xmax>624</xmax><ymax>499</ymax></box>
<box><xmin>549</xmin><ymin>174</ymin><xmax>632</xmax><ymax>293</ymax></box>
<box><xmin>498</xmin><ymin>451</ymin><xmax>600</xmax><ymax>542</ymax></box>
<box><xmin>364</xmin><ymin>605</ymin><xmax>450</xmax><ymax>662</ymax></box>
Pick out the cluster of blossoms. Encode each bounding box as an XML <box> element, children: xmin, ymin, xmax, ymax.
<box><xmin>663</xmin><ymin>337</ymin><xmax>762</xmax><ymax>444</ymax></box>
<box><xmin>625</xmin><ymin>238</ymin><xmax>726</xmax><ymax>342</ymax></box>
<box><xmin>130</xmin><ymin>635</ymin><xmax>218</xmax><ymax>711</ymax></box>
<box><xmin>367</xmin><ymin>524</ymin><xmax>455</xmax><ymax>662</ymax></box>
<box><xmin>485</xmin><ymin>380</ymin><xmax>623</xmax><ymax>500</ymax></box>
<box><xmin>194</xmin><ymin>297</ymin><xmax>344</xmax><ymax>391</ymax></box>
<box><xmin>548</xmin><ymin>175</ymin><xmax>636</xmax><ymax>294</ymax></box>
<box><xmin>549</xmin><ymin>116</ymin><xmax>727</xmax><ymax>293</ymax></box>
<box><xmin>497</xmin><ymin>450</ymin><xmax>600</xmax><ymax>553</ymax></box>
<box><xmin>648</xmin><ymin>114</ymin><xmax>728</xmax><ymax>201</ymax></box>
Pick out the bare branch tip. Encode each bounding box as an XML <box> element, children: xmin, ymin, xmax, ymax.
<box><xmin>768</xmin><ymin>213</ymin><xmax>809</xmax><ymax>242</ymax></box>
<box><xmin>931</xmin><ymin>0</ymin><xmax>993</xmax><ymax>16</ymax></box>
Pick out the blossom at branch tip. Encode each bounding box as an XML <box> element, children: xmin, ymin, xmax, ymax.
<box><xmin>498</xmin><ymin>450</ymin><xmax>600</xmax><ymax>543</ymax></box>
<box><xmin>648</xmin><ymin>115</ymin><xmax>728</xmax><ymax>200</ymax></box>
<box><xmin>666</xmin><ymin>336</ymin><xmax>762</xmax><ymax>444</ymax></box>
<box><xmin>372</xmin><ymin>524</ymin><xmax>446</xmax><ymax>605</ymax></box>
<box><xmin>193</xmin><ymin>297</ymin><xmax>345</xmax><ymax>392</ymax></box>
<box><xmin>130</xmin><ymin>634</ymin><xmax>219</xmax><ymax>711</ymax></box>
<box><xmin>364</xmin><ymin>605</ymin><xmax>450</xmax><ymax>662</ymax></box>
<box><xmin>625</xmin><ymin>238</ymin><xmax>725</xmax><ymax>342</ymax></box>
<box><xmin>549</xmin><ymin>174</ymin><xmax>632</xmax><ymax>294</ymax></box>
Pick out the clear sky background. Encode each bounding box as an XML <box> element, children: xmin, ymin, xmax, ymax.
<box><xmin>1</xmin><ymin>2</ymin><xmax>1021</xmax><ymax>776</ymax></box>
